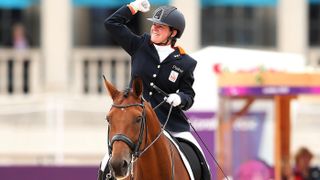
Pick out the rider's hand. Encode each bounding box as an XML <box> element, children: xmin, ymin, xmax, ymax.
<box><xmin>130</xmin><ymin>0</ymin><xmax>150</xmax><ymax>13</ymax></box>
<box><xmin>166</xmin><ymin>93</ymin><xmax>182</xmax><ymax>107</ymax></box>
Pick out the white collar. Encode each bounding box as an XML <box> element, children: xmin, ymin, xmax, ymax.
<box><xmin>154</xmin><ymin>44</ymin><xmax>174</xmax><ymax>62</ymax></box>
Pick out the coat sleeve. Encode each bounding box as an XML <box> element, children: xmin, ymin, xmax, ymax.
<box><xmin>104</xmin><ymin>5</ymin><xmax>144</xmax><ymax>56</ymax></box>
<box><xmin>177</xmin><ymin>59</ymin><xmax>197</xmax><ymax>110</ymax></box>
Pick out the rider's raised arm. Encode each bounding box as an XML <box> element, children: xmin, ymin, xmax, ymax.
<box><xmin>104</xmin><ymin>1</ymin><xmax>150</xmax><ymax>56</ymax></box>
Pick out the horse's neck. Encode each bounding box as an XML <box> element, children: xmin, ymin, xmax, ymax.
<box><xmin>136</xmin><ymin>109</ymin><xmax>173</xmax><ymax>177</ymax></box>
<box><xmin>144</xmin><ymin>109</ymin><xmax>171</xmax><ymax>160</ymax></box>
<box><xmin>144</xmin><ymin>111</ymin><xmax>171</xmax><ymax>161</ymax></box>
<box><xmin>133</xmin><ymin>107</ymin><xmax>188</xmax><ymax>179</ymax></box>
<box><xmin>135</xmin><ymin>135</ymin><xmax>173</xmax><ymax>178</ymax></box>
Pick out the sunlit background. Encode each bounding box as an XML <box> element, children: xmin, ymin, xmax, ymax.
<box><xmin>0</xmin><ymin>0</ymin><xmax>320</xmax><ymax>179</ymax></box>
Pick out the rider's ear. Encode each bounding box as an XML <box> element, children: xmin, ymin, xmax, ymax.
<box><xmin>171</xmin><ymin>30</ymin><xmax>177</xmax><ymax>38</ymax></box>
<box><xmin>132</xmin><ymin>77</ymin><xmax>143</xmax><ymax>98</ymax></box>
<box><xmin>103</xmin><ymin>75</ymin><xmax>120</xmax><ymax>100</ymax></box>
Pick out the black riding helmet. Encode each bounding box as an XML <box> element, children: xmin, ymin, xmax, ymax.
<box><xmin>147</xmin><ymin>6</ymin><xmax>185</xmax><ymax>38</ymax></box>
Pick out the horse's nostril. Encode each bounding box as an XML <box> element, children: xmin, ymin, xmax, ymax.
<box><xmin>122</xmin><ymin>160</ymin><xmax>128</xmax><ymax>169</ymax></box>
<box><xmin>110</xmin><ymin>158</ymin><xmax>130</xmax><ymax>176</ymax></box>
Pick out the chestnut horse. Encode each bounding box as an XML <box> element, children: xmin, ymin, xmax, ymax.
<box><xmin>103</xmin><ymin>77</ymin><xmax>190</xmax><ymax>180</ymax></box>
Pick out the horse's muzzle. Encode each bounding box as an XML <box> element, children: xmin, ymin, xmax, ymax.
<box><xmin>109</xmin><ymin>156</ymin><xmax>131</xmax><ymax>179</ymax></box>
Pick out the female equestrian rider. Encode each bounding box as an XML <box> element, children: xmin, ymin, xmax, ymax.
<box><xmin>99</xmin><ymin>0</ymin><xmax>211</xmax><ymax>179</ymax></box>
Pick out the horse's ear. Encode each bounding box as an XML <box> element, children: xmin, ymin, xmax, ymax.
<box><xmin>132</xmin><ymin>77</ymin><xmax>143</xmax><ymax>98</ymax></box>
<box><xmin>103</xmin><ymin>75</ymin><xmax>120</xmax><ymax>100</ymax></box>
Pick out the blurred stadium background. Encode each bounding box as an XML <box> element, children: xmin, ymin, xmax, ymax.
<box><xmin>0</xmin><ymin>0</ymin><xmax>320</xmax><ymax>179</ymax></box>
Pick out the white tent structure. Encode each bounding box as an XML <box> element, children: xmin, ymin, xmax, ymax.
<box><xmin>188</xmin><ymin>46</ymin><xmax>306</xmax><ymax>169</ymax></box>
<box><xmin>190</xmin><ymin>46</ymin><xmax>306</xmax><ymax>111</ymax></box>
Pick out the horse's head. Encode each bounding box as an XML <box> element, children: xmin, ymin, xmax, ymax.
<box><xmin>103</xmin><ymin>76</ymin><xmax>149</xmax><ymax>179</ymax></box>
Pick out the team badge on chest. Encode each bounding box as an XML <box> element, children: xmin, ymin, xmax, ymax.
<box><xmin>168</xmin><ymin>70</ymin><xmax>179</xmax><ymax>83</ymax></box>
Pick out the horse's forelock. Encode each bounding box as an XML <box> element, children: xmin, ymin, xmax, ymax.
<box><xmin>117</xmin><ymin>87</ymin><xmax>142</xmax><ymax>104</ymax></box>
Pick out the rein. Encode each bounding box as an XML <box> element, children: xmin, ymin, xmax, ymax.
<box><xmin>138</xmin><ymin>99</ymin><xmax>173</xmax><ymax>156</ymax></box>
<box><xmin>152</xmin><ymin>84</ymin><xmax>230</xmax><ymax>180</ymax></box>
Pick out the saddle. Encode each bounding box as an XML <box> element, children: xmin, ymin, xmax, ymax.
<box><xmin>166</xmin><ymin>131</ymin><xmax>211</xmax><ymax>180</ymax></box>
<box><xmin>176</xmin><ymin>137</ymin><xmax>211</xmax><ymax>180</ymax></box>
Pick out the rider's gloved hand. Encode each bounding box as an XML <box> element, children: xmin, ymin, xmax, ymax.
<box><xmin>166</xmin><ymin>93</ymin><xmax>182</xmax><ymax>107</ymax></box>
<box><xmin>129</xmin><ymin>0</ymin><xmax>150</xmax><ymax>13</ymax></box>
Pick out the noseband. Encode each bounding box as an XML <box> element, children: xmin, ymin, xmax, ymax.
<box><xmin>108</xmin><ymin>102</ymin><xmax>146</xmax><ymax>158</ymax></box>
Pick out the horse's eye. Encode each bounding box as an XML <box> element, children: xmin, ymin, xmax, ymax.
<box><xmin>106</xmin><ymin>115</ymin><xmax>110</xmax><ymax>122</ymax></box>
<box><xmin>135</xmin><ymin>116</ymin><xmax>143</xmax><ymax>123</ymax></box>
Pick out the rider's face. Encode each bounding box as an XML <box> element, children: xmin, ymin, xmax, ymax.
<box><xmin>150</xmin><ymin>23</ymin><xmax>175</xmax><ymax>45</ymax></box>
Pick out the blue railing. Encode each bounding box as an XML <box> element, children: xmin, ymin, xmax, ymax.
<box><xmin>201</xmin><ymin>0</ymin><xmax>277</xmax><ymax>7</ymax></box>
<box><xmin>73</xmin><ymin>0</ymin><xmax>170</xmax><ymax>8</ymax></box>
<box><xmin>0</xmin><ymin>0</ymin><xmax>39</xmax><ymax>9</ymax></box>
